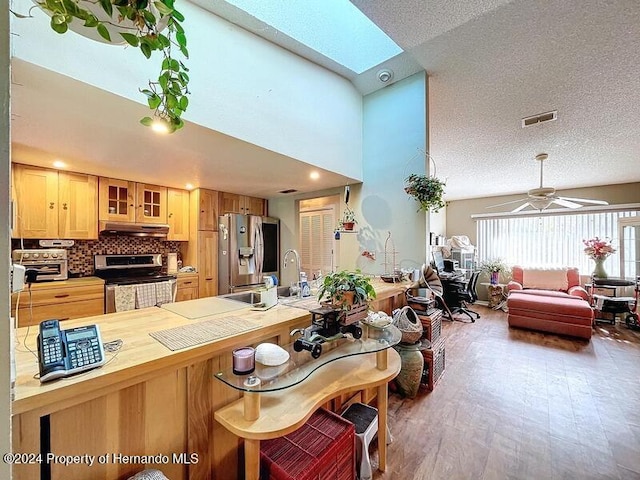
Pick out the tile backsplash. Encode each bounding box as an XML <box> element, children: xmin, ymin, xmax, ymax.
<box><xmin>11</xmin><ymin>236</ymin><xmax>183</xmax><ymax>277</ymax></box>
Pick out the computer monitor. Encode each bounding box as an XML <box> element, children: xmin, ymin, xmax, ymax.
<box><xmin>432</xmin><ymin>250</ymin><xmax>445</xmax><ymax>272</ymax></box>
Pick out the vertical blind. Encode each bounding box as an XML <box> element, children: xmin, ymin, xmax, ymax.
<box><xmin>476</xmin><ymin>210</ymin><xmax>638</xmax><ymax>276</ymax></box>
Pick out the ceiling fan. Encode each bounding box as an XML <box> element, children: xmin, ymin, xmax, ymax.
<box><xmin>487</xmin><ymin>153</ymin><xmax>609</xmax><ymax>213</ymax></box>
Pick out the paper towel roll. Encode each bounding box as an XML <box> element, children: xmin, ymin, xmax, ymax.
<box><xmin>167</xmin><ymin>253</ymin><xmax>178</xmax><ymax>274</ymax></box>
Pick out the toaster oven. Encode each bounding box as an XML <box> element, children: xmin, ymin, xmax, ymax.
<box><xmin>11</xmin><ymin>249</ymin><xmax>69</xmax><ymax>282</ymax></box>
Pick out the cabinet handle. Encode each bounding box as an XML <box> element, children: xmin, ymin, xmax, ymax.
<box><xmin>58</xmin><ymin>317</ymin><xmax>70</xmax><ymax>321</ymax></box>
<box><xmin>183</xmin><ymin>281</ymin><xmax>192</xmax><ymax>285</ymax></box>
<box><xmin>205</xmin><ymin>277</ymin><xmax>213</xmax><ymax>281</ymax></box>
<box><xmin>168</xmin><ymin>212</ymin><xmax>173</xmax><ymax>218</ymax></box>
<box><xmin>49</xmin><ymin>202</ymin><xmax>55</xmax><ymax>209</ymax></box>
<box><xmin>62</xmin><ymin>203</ymin><xmax>68</xmax><ymax>210</ymax></box>
<box><xmin>54</xmin><ymin>294</ymin><xmax>70</xmax><ymax>298</ymax></box>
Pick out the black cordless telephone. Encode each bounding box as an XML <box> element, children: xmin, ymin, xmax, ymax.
<box><xmin>37</xmin><ymin>320</ymin><xmax>106</xmax><ymax>383</ymax></box>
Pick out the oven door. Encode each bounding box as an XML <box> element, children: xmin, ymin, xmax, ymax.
<box><xmin>20</xmin><ymin>262</ymin><xmax>68</xmax><ymax>281</ymax></box>
<box><xmin>105</xmin><ymin>279</ymin><xmax>177</xmax><ymax>314</ymax></box>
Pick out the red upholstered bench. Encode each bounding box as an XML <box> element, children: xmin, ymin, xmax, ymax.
<box><xmin>507</xmin><ymin>290</ymin><xmax>594</xmax><ymax>340</ymax></box>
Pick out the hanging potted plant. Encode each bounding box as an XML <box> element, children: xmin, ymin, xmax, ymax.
<box><xmin>14</xmin><ymin>0</ymin><xmax>190</xmax><ymax>133</ymax></box>
<box><xmin>404</xmin><ymin>174</ymin><xmax>446</xmax><ymax>213</ymax></box>
<box><xmin>339</xmin><ymin>205</ymin><xmax>357</xmax><ymax>231</ymax></box>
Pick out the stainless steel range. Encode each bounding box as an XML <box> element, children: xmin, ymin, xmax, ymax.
<box><xmin>94</xmin><ymin>254</ymin><xmax>177</xmax><ymax>313</ymax></box>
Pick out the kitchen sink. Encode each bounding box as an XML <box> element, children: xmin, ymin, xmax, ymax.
<box><xmin>220</xmin><ymin>291</ymin><xmax>261</xmax><ymax>305</ymax></box>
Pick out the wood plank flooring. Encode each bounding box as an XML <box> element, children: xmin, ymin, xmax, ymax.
<box><xmin>371</xmin><ymin>306</ymin><xmax>640</xmax><ymax>480</ymax></box>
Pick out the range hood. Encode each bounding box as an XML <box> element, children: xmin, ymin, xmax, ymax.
<box><xmin>98</xmin><ymin>221</ymin><xmax>170</xmax><ymax>238</ymax></box>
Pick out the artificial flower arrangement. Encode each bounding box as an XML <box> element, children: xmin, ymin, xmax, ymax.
<box><xmin>583</xmin><ymin>237</ymin><xmax>616</xmax><ymax>260</ymax></box>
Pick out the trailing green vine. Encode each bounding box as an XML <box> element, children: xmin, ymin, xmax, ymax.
<box><xmin>404</xmin><ymin>173</ymin><xmax>446</xmax><ymax>212</ymax></box>
<box><xmin>16</xmin><ymin>0</ymin><xmax>189</xmax><ymax>133</ymax></box>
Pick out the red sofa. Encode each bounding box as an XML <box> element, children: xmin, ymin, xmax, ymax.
<box><xmin>506</xmin><ymin>266</ymin><xmax>593</xmax><ymax>340</ymax></box>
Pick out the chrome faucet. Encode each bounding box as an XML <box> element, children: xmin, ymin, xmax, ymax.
<box><xmin>283</xmin><ymin>249</ymin><xmax>302</xmax><ymax>298</ymax></box>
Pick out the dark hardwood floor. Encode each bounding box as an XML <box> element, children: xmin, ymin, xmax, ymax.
<box><xmin>372</xmin><ymin>306</ymin><xmax>640</xmax><ymax>480</ymax></box>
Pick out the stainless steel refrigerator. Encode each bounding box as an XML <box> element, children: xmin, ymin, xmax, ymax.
<box><xmin>218</xmin><ymin>214</ymin><xmax>280</xmax><ymax>294</ymax></box>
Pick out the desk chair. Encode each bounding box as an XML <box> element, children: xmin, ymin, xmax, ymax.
<box><xmin>444</xmin><ymin>271</ymin><xmax>480</xmax><ymax>322</ymax></box>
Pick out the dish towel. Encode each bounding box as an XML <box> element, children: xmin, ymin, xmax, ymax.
<box><xmin>136</xmin><ymin>283</ymin><xmax>157</xmax><ymax>309</ymax></box>
<box><xmin>114</xmin><ymin>285</ymin><xmax>136</xmax><ymax>312</ymax></box>
<box><xmin>155</xmin><ymin>281</ymin><xmax>174</xmax><ymax>306</ymax></box>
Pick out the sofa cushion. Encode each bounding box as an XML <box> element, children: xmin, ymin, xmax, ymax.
<box><xmin>521</xmin><ymin>268</ymin><xmax>568</xmax><ymax>290</ymax></box>
<box><xmin>509</xmin><ymin>289</ymin><xmax>583</xmax><ymax>300</ymax></box>
<box><xmin>508</xmin><ymin>292</ymin><xmax>593</xmax><ymax>326</ymax></box>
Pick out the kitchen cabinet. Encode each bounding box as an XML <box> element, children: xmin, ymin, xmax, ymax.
<box><xmin>98</xmin><ymin>178</ymin><xmax>168</xmax><ymax>224</ymax></box>
<box><xmin>183</xmin><ymin>189</ymin><xmax>219</xmax><ymax>298</ymax></box>
<box><xmin>11</xmin><ymin>277</ymin><xmax>105</xmax><ymax>327</ymax></box>
<box><xmin>195</xmin><ymin>231</ymin><xmax>218</xmax><ymax>297</ymax></box>
<box><xmin>167</xmin><ymin>188</ymin><xmax>190</xmax><ymax>241</ymax></box>
<box><xmin>190</xmin><ymin>188</ymin><xmax>218</xmax><ymax>231</ymax></box>
<box><xmin>218</xmin><ymin>192</ymin><xmax>266</xmax><ymax>216</ymax></box>
<box><xmin>12</xmin><ymin>164</ymin><xmax>98</xmax><ymax>239</ymax></box>
<box><xmin>176</xmin><ymin>273</ymin><xmax>199</xmax><ymax>301</ymax></box>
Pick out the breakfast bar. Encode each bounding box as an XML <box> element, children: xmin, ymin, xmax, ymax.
<box><xmin>11</xmin><ymin>280</ymin><xmax>407</xmax><ymax>480</ymax></box>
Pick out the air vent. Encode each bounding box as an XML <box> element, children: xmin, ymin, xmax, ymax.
<box><xmin>279</xmin><ymin>189</ymin><xmax>298</xmax><ymax>194</ymax></box>
<box><xmin>522</xmin><ymin>110</ymin><xmax>557</xmax><ymax>128</ymax></box>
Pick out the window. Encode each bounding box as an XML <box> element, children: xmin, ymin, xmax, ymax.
<box><xmin>476</xmin><ymin>210</ymin><xmax>639</xmax><ymax>276</ymax></box>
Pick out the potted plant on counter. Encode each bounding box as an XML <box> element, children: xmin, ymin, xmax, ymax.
<box><xmin>318</xmin><ymin>269</ymin><xmax>376</xmax><ymax>311</ymax></box>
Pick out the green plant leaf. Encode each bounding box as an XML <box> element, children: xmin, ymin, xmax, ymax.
<box><xmin>120</xmin><ymin>33</ymin><xmax>140</xmax><ymax>47</ymax></box>
<box><xmin>179</xmin><ymin>45</ymin><xmax>189</xmax><ymax>58</ymax></box>
<box><xmin>140</xmin><ymin>117</ymin><xmax>154</xmax><ymax>126</ymax></box>
<box><xmin>179</xmin><ymin>96</ymin><xmax>189</xmax><ymax>110</ymax></box>
<box><xmin>176</xmin><ymin>31</ymin><xmax>187</xmax><ymax>48</ymax></box>
<box><xmin>154</xmin><ymin>1</ymin><xmax>173</xmax><ymax>16</ymax></box>
<box><xmin>83</xmin><ymin>14</ymin><xmax>99</xmax><ymax>27</ymax></box>
<box><xmin>142</xmin><ymin>9</ymin><xmax>156</xmax><ymax>24</ymax></box>
<box><xmin>172</xmin><ymin>8</ymin><xmax>185</xmax><ymax>22</ymax></box>
<box><xmin>157</xmin><ymin>34</ymin><xmax>170</xmax><ymax>48</ymax></box>
<box><xmin>50</xmin><ymin>17</ymin><xmax>68</xmax><ymax>33</ymax></box>
<box><xmin>140</xmin><ymin>42</ymin><xmax>152</xmax><ymax>59</ymax></box>
<box><xmin>51</xmin><ymin>13</ymin><xmax>66</xmax><ymax>25</ymax></box>
<box><xmin>178</xmin><ymin>72</ymin><xmax>189</xmax><ymax>84</ymax></box>
<box><xmin>147</xmin><ymin>94</ymin><xmax>162</xmax><ymax>109</ymax></box>
<box><xmin>158</xmin><ymin>73</ymin><xmax>169</xmax><ymax>90</ymax></box>
<box><xmin>97</xmin><ymin>23</ymin><xmax>111</xmax><ymax>42</ymax></box>
<box><xmin>98</xmin><ymin>0</ymin><xmax>113</xmax><ymax>17</ymax></box>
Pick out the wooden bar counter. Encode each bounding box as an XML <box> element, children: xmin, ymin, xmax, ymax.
<box><xmin>11</xmin><ymin>279</ymin><xmax>408</xmax><ymax>480</ymax></box>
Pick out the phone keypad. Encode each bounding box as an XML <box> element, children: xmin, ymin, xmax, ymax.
<box><xmin>68</xmin><ymin>339</ymin><xmax>102</xmax><ymax>368</ymax></box>
<box><xmin>43</xmin><ymin>338</ymin><xmax>63</xmax><ymax>365</ymax></box>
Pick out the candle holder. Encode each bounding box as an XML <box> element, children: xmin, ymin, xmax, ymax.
<box><xmin>232</xmin><ymin>347</ymin><xmax>256</xmax><ymax>375</ymax></box>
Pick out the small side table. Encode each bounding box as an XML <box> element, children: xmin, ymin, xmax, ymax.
<box><xmin>481</xmin><ymin>282</ymin><xmax>508</xmax><ymax>311</ymax></box>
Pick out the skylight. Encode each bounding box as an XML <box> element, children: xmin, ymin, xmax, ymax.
<box><xmin>225</xmin><ymin>0</ymin><xmax>403</xmax><ymax>74</ymax></box>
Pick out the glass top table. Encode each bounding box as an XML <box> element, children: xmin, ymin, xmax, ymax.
<box><xmin>214</xmin><ymin>324</ymin><xmax>402</xmax><ymax>392</ymax></box>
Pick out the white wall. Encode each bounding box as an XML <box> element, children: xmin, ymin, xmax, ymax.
<box><xmin>1</xmin><ymin>2</ymin><xmax>12</xmax><ymax>477</ymax></box>
<box><xmin>360</xmin><ymin>72</ymin><xmax>429</xmax><ymax>272</ymax></box>
<box><xmin>10</xmin><ymin>0</ymin><xmax>363</xmax><ymax>180</ymax></box>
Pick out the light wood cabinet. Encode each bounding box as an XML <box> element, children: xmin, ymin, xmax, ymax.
<box><xmin>167</xmin><ymin>188</ymin><xmax>190</xmax><ymax>241</ymax></box>
<box><xmin>11</xmin><ymin>278</ymin><xmax>104</xmax><ymax>327</ymax></box>
<box><xmin>183</xmin><ymin>188</ymin><xmax>220</xmax><ymax>298</ymax></box>
<box><xmin>98</xmin><ymin>178</ymin><xmax>168</xmax><ymax>224</ymax></box>
<box><xmin>12</xmin><ymin>164</ymin><xmax>98</xmax><ymax>239</ymax></box>
<box><xmin>135</xmin><ymin>183</ymin><xmax>168</xmax><ymax>224</ymax></box>
<box><xmin>190</xmin><ymin>188</ymin><xmax>218</xmax><ymax>232</ymax></box>
<box><xmin>198</xmin><ymin>231</ymin><xmax>218</xmax><ymax>298</ymax></box>
<box><xmin>218</xmin><ymin>192</ymin><xmax>266</xmax><ymax>216</ymax></box>
<box><xmin>176</xmin><ymin>273</ymin><xmax>199</xmax><ymax>301</ymax></box>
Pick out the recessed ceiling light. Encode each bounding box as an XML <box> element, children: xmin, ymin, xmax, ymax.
<box><xmin>151</xmin><ymin>120</ymin><xmax>170</xmax><ymax>134</ymax></box>
<box><xmin>377</xmin><ymin>68</ymin><xmax>394</xmax><ymax>83</ymax></box>
<box><xmin>310</xmin><ymin>171</ymin><xmax>320</xmax><ymax>180</ymax></box>
<box><xmin>185</xmin><ymin>183</ymin><xmax>194</xmax><ymax>190</ymax></box>
<box><xmin>52</xmin><ymin>160</ymin><xmax>66</xmax><ymax>169</ymax></box>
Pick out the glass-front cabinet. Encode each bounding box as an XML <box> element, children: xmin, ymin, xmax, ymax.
<box><xmin>98</xmin><ymin>178</ymin><xmax>167</xmax><ymax>224</ymax></box>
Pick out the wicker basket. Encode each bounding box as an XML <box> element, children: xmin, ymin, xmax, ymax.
<box><xmin>260</xmin><ymin>407</ymin><xmax>355</xmax><ymax>480</ymax></box>
<box><xmin>416</xmin><ymin>309</ymin><xmax>442</xmax><ymax>343</ymax></box>
<box><xmin>421</xmin><ymin>338</ymin><xmax>446</xmax><ymax>391</ymax></box>
<box><xmin>392</xmin><ymin>306</ymin><xmax>423</xmax><ymax>344</ymax></box>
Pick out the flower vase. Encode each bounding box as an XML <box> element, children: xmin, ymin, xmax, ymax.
<box><xmin>490</xmin><ymin>271</ymin><xmax>499</xmax><ymax>285</ymax></box>
<box><xmin>592</xmin><ymin>258</ymin><xmax>607</xmax><ymax>279</ymax></box>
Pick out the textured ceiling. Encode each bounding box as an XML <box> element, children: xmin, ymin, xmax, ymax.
<box><xmin>10</xmin><ymin>0</ymin><xmax>640</xmax><ymax>202</ymax></box>
<box><xmin>352</xmin><ymin>0</ymin><xmax>640</xmax><ymax>200</ymax></box>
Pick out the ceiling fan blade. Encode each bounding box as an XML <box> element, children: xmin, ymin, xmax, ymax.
<box><xmin>486</xmin><ymin>198</ymin><xmax>528</xmax><ymax>209</ymax></box>
<box><xmin>559</xmin><ymin>196</ymin><xmax>609</xmax><ymax>206</ymax></box>
<box><xmin>511</xmin><ymin>202</ymin><xmax>531</xmax><ymax>213</ymax></box>
<box><xmin>552</xmin><ymin>198</ymin><xmax>583</xmax><ymax>209</ymax></box>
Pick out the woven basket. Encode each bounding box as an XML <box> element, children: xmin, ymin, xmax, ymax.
<box><xmin>392</xmin><ymin>306</ymin><xmax>423</xmax><ymax>344</ymax></box>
